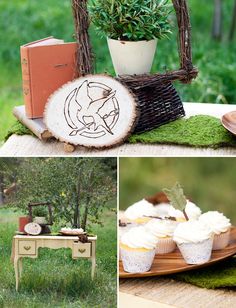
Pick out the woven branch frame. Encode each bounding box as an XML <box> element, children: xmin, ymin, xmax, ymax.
<box><xmin>71</xmin><ymin>0</ymin><xmax>198</xmax><ymax>88</ymax></box>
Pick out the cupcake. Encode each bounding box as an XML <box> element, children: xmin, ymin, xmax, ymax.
<box><xmin>124</xmin><ymin>199</ymin><xmax>158</xmax><ymax>225</ymax></box>
<box><xmin>199</xmin><ymin>211</ymin><xmax>231</xmax><ymax>250</ymax></box>
<box><xmin>173</xmin><ymin>221</ymin><xmax>213</xmax><ymax>264</ymax></box>
<box><xmin>145</xmin><ymin>219</ymin><xmax>176</xmax><ymax>254</ymax></box>
<box><xmin>118</xmin><ymin>221</ymin><xmax>133</xmax><ymax>259</ymax></box>
<box><xmin>120</xmin><ymin>226</ymin><xmax>158</xmax><ymax>273</ymax></box>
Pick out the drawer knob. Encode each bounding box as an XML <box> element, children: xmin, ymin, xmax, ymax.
<box><xmin>78</xmin><ymin>248</ymin><xmax>86</xmax><ymax>254</ymax></box>
<box><xmin>24</xmin><ymin>246</ymin><xmax>31</xmax><ymax>251</ymax></box>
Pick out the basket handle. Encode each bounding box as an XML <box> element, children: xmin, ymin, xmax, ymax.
<box><xmin>71</xmin><ymin>0</ymin><xmax>198</xmax><ymax>85</ymax></box>
<box><xmin>119</xmin><ymin>0</ymin><xmax>198</xmax><ymax>87</ymax></box>
<box><xmin>71</xmin><ymin>0</ymin><xmax>93</xmax><ymax>77</ymax></box>
<box><xmin>172</xmin><ymin>0</ymin><xmax>196</xmax><ymax>79</ymax></box>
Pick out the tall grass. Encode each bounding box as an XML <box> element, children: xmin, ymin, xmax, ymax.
<box><xmin>0</xmin><ymin>0</ymin><xmax>236</xmax><ymax>141</ymax></box>
<box><xmin>0</xmin><ymin>208</ymin><xmax>117</xmax><ymax>307</ymax></box>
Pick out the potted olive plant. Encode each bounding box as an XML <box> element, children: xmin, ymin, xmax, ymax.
<box><xmin>32</xmin><ymin>206</ymin><xmax>48</xmax><ymax>225</ymax></box>
<box><xmin>89</xmin><ymin>0</ymin><xmax>172</xmax><ymax>75</ymax></box>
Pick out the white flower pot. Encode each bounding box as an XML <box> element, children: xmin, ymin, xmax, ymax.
<box><xmin>107</xmin><ymin>38</ymin><xmax>157</xmax><ymax>76</ymax></box>
<box><xmin>34</xmin><ymin>216</ymin><xmax>47</xmax><ymax>225</ymax></box>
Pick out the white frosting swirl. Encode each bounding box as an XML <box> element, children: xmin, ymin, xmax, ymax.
<box><xmin>124</xmin><ymin>199</ymin><xmax>158</xmax><ymax>220</ymax></box>
<box><xmin>154</xmin><ymin>203</ymin><xmax>172</xmax><ymax>218</ymax></box>
<box><xmin>199</xmin><ymin>211</ymin><xmax>231</xmax><ymax>234</ymax></box>
<box><xmin>185</xmin><ymin>201</ymin><xmax>202</xmax><ymax>220</ymax></box>
<box><xmin>120</xmin><ymin>226</ymin><xmax>158</xmax><ymax>249</ymax></box>
<box><xmin>173</xmin><ymin>221</ymin><xmax>213</xmax><ymax>244</ymax></box>
<box><xmin>168</xmin><ymin>206</ymin><xmax>184</xmax><ymax>219</ymax></box>
<box><xmin>119</xmin><ymin>225</ymin><xmax>133</xmax><ymax>239</ymax></box>
<box><xmin>145</xmin><ymin>219</ymin><xmax>176</xmax><ymax>238</ymax></box>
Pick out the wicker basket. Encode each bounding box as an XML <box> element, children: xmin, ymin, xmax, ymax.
<box><xmin>71</xmin><ymin>0</ymin><xmax>198</xmax><ymax>134</ymax></box>
<box><xmin>122</xmin><ymin>81</ymin><xmax>184</xmax><ymax>134</ymax></box>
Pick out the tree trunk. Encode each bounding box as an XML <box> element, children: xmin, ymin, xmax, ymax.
<box><xmin>81</xmin><ymin>196</ymin><xmax>90</xmax><ymax>231</ymax></box>
<box><xmin>73</xmin><ymin>178</ymin><xmax>81</xmax><ymax>228</ymax></box>
<box><xmin>229</xmin><ymin>0</ymin><xmax>236</xmax><ymax>40</ymax></box>
<box><xmin>81</xmin><ymin>169</ymin><xmax>94</xmax><ymax>231</ymax></box>
<box><xmin>0</xmin><ymin>174</ymin><xmax>4</xmax><ymax>205</ymax></box>
<box><xmin>212</xmin><ymin>0</ymin><xmax>223</xmax><ymax>40</ymax></box>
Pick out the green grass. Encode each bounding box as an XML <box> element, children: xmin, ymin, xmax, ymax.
<box><xmin>0</xmin><ymin>208</ymin><xmax>117</xmax><ymax>307</ymax></box>
<box><xmin>0</xmin><ymin>0</ymin><xmax>236</xmax><ymax>141</ymax></box>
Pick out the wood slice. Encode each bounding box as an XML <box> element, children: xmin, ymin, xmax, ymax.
<box><xmin>24</xmin><ymin>222</ymin><xmax>42</xmax><ymax>235</ymax></box>
<box><xmin>44</xmin><ymin>74</ymin><xmax>138</xmax><ymax>148</ymax></box>
<box><xmin>63</xmin><ymin>143</ymin><xmax>76</xmax><ymax>153</ymax></box>
<box><xmin>119</xmin><ymin>226</ymin><xmax>236</xmax><ymax>278</ymax></box>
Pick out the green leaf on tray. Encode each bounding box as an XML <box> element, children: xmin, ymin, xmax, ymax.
<box><xmin>163</xmin><ymin>182</ymin><xmax>187</xmax><ymax>211</ymax></box>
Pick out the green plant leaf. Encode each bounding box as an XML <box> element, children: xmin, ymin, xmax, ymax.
<box><xmin>163</xmin><ymin>182</ymin><xmax>187</xmax><ymax>211</ymax></box>
<box><xmin>89</xmin><ymin>0</ymin><xmax>172</xmax><ymax>41</ymax></box>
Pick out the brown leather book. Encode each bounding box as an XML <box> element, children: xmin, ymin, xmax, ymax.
<box><xmin>20</xmin><ymin>37</ymin><xmax>77</xmax><ymax>118</ymax></box>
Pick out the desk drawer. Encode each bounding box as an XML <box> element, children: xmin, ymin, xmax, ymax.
<box><xmin>73</xmin><ymin>242</ymin><xmax>91</xmax><ymax>258</ymax></box>
<box><xmin>18</xmin><ymin>240</ymin><xmax>36</xmax><ymax>255</ymax></box>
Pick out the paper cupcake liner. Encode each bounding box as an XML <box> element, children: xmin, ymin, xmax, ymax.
<box><xmin>177</xmin><ymin>237</ymin><xmax>213</xmax><ymax>265</ymax></box>
<box><xmin>156</xmin><ymin>237</ymin><xmax>176</xmax><ymax>254</ymax></box>
<box><xmin>213</xmin><ymin>229</ymin><xmax>230</xmax><ymax>250</ymax></box>
<box><xmin>120</xmin><ymin>247</ymin><xmax>155</xmax><ymax>273</ymax></box>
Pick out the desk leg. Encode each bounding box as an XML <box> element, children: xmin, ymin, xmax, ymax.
<box><xmin>91</xmin><ymin>242</ymin><xmax>96</xmax><ymax>279</ymax></box>
<box><xmin>14</xmin><ymin>257</ymin><xmax>20</xmax><ymax>291</ymax></box>
<box><xmin>19</xmin><ymin>258</ymin><xmax>23</xmax><ymax>278</ymax></box>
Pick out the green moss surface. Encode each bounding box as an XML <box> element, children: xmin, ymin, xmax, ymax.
<box><xmin>5</xmin><ymin>115</ymin><xmax>236</xmax><ymax>149</ymax></box>
<box><xmin>129</xmin><ymin>115</ymin><xmax>236</xmax><ymax>148</ymax></box>
<box><xmin>172</xmin><ymin>257</ymin><xmax>236</xmax><ymax>289</ymax></box>
<box><xmin>4</xmin><ymin>120</ymin><xmax>34</xmax><ymax>141</ymax></box>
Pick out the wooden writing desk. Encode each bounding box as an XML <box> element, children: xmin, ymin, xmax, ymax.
<box><xmin>12</xmin><ymin>234</ymin><xmax>97</xmax><ymax>291</ymax></box>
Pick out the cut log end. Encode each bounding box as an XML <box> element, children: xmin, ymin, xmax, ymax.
<box><xmin>41</xmin><ymin>131</ymin><xmax>53</xmax><ymax>140</ymax></box>
<box><xmin>64</xmin><ymin>143</ymin><xmax>76</xmax><ymax>153</ymax></box>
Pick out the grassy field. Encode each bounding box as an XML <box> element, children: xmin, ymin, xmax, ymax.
<box><xmin>0</xmin><ymin>0</ymin><xmax>236</xmax><ymax>142</ymax></box>
<box><xmin>119</xmin><ymin>157</ymin><xmax>236</xmax><ymax>225</ymax></box>
<box><xmin>0</xmin><ymin>208</ymin><xmax>117</xmax><ymax>308</ymax></box>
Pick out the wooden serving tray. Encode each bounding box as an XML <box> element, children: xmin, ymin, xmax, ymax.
<box><xmin>221</xmin><ymin>110</ymin><xmax>236</xmax><ymax>136</ymax></box>
<box><xmin>59</xmin><ymin>231</ymin><xmax>86</xmax><ymax>236</ymax></box>
<box><xmin>119</xmin><ymin>227</ymin><xmax>236</xmax><ymax>278</ymax></box>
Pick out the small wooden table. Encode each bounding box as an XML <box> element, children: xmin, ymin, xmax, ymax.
<box><xmin>12</xmin><ymin>235</ymin><xmax>97</xmax><ymax>291</ymax></box>
<box><xmin>1</xmin><ymin>103</ymin><xmax>236</xmax><ymax>156</ymax></box>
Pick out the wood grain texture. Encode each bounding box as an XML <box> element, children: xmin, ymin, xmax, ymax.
<box><xmin>119</xmin><ymin>277</ymin><xmax>236</xmax><ymax>308</ymax></box>
<box><xmin>44</xmin><ymin>74</ymin><xmax>138</xmax><ymax>148</ymax></box>
<box><xmin>222</xmin><ymin>111</ymin><xmax>236</xmax><ymax>136</ymax></box>
<box><xmin>119</xmin><ymin>292</ymin><xmax>175</xmax><ymax>308</ymax></box>
<box><xmin>1</xmin><ymin>103</ymin><xmax>236</xmax><ymax>156</ymax></box>
<box><xmin>119</xmin><ymin>227</ymin><xmax>236</xmax><ymax>278</ymax></box>
<box><xmin>13</xmin><ymin>105</ymin><xmax>52</xmax><ymax>140</ymax></box>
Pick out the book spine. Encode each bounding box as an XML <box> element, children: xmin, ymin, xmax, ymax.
<box><xmin>20</xmin><ymin>47</ymin><xmax>32</xmax><ymax>118</ymax></box>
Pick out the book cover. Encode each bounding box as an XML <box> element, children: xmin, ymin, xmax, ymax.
<box><xmin>20</xmin><ymin>38</ymin><xmax>77</xmax><ymax>118</ymax></box>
